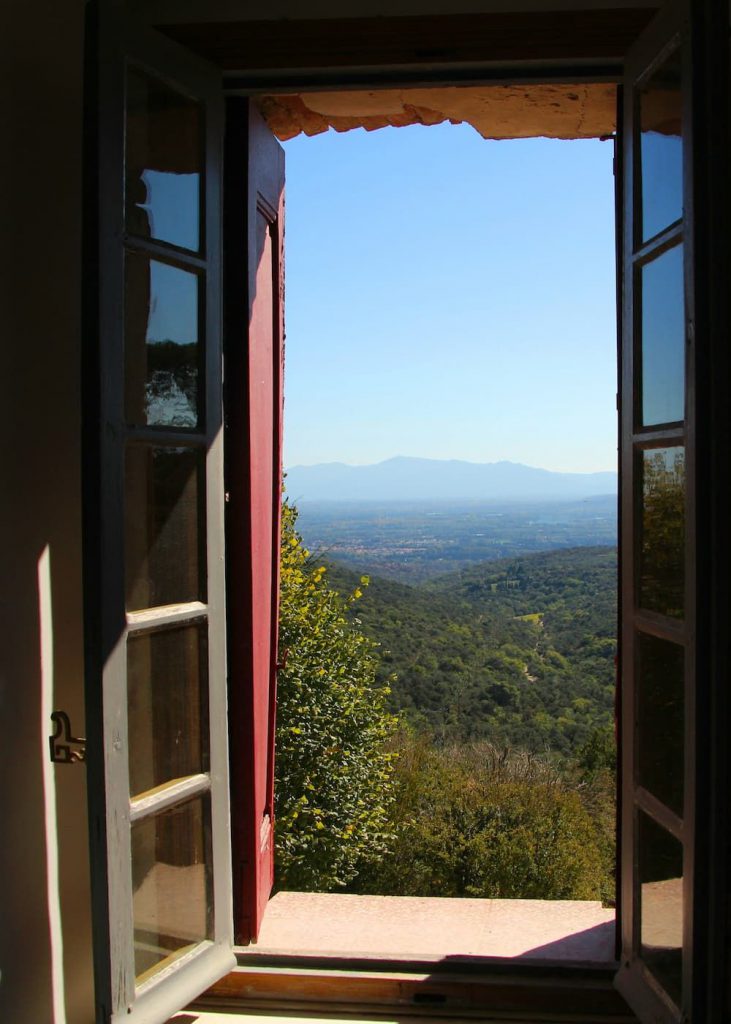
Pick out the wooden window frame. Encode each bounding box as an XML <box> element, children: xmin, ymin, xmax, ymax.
<box><xmin>85</xmin><ymin>10</ymin><xmax>236</xmax><ymax>1021</ymax></box>
<box><xmin>85</xmin><ymin>4</ymin><xmax>731</xmax><ymax>1020</ymax></box>
<box><xmin>615</xmin><ymin>8</ymin><xmax>693</xmax><ymax>1021</ymax></box>
<box><xmin>208</xmin><ymin>6</ymin><xmax>727</xmax><ymax>1021</ymax></box>
<box><xmin>214</xmin><ymin>50</ymin><xmax>630</xmax><ymax>1024</ymax></box>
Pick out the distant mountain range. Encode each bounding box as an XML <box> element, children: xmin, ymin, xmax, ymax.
<box><xmin>284</xmin><ymin>456</ymin><xmax>617</xmax><ymax>502</ymax></box>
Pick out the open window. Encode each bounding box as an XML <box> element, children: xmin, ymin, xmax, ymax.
<box><xmin>85</xmin><ymin>1</ymin><xmax>727</xmax><ymax>1022</ymax></box>
<box><xmin>616</xmin><ymin>3</ymin><xmax>696</xmax><ymax>1020</ymax></box>
<box><xmin>87</xmin><ymin>14</ymin><xmax>235</xmax><ymax>1022</ymax></box>
<box><xmin>88</xmin><ymin>7</ymin><xmax>286</xmax><ymax>1018</ymax></box>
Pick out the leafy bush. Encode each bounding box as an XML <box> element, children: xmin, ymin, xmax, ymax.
<box><xmin>274</xmin><ymin>503</ymin><xmax>398</xmax><ymax>891</ymax></box>
<box><xmin>355</xmin><ymin>733</ymin><xmax>611</xmax><ymax>900</ymax></box>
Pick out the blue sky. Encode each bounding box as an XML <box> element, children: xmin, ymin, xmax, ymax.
<box><xmin>282</xmin><ymin>123</ymin><xmax>617</xmax><ymax>475</ymax></box>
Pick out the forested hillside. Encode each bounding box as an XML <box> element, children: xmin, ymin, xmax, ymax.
<box><xmin>326</xmin><ymin>546</ymin><xmax>616</xmax><ymax>755</ymax></box>
<box><xmin>276</xmin><ymin>509</ymin><xmax>617</xmax><ymax>900</ymax></box>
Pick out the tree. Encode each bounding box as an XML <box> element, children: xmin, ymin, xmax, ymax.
<box><xmin>274</xmin><ymin>502</ymin><xmax>399</xmax><ymax>891</ymax></box>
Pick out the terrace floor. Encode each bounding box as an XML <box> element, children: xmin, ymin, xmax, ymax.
<box><xmin>249</xmin><ymin>892</ymin><xmax>617</xmax><ymax>963</ymax></box>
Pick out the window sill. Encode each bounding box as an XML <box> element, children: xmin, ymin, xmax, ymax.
<box><xmin>190</xmin><ymin>895</ymin><xmax>635</xmax><ymax>1023</ymax></box>
<box><xmin>244</xmin><ymin>892</ymin><xmax>616</xmax><ymax>963</ymax></box>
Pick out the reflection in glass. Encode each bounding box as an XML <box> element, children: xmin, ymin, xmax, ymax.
<box><xmin>128</xmin><ymin>624</ymin><xmax>209</xmax><ymax>797</ymax></box>
<box><xmin>639</xmin><ymin>811</ymin><xmax>683</xmax><ymax>1008</ymax></box>
<box><xmin>637</xmin><ymin>633</ymin><xmax>684</xmax><ymax>816</ymax></box>
<box><xmin>639</xmin><ymin>48</ymin><xmax>682</xmax><ymax>242</ymax></box>
<box><xmin>639</xmin><ymin>447</ymin><xmax>685</xmax><ymax>618</ymax></box>
<box><xmin>125</xmin><ymin>445</ymin><xmax>204</xmax><ymax>611</ymax></box>
<box><xmin>132</xmin><ymin>797</ymin><xmax>212</xmax><ymax>982</ymax></box>
<box><xmin>126</xmin><ymin>68</ymin><xmax>201</xmax><ymax>252</ymax></box>
<box><xmin>125</xmin><ymin>254</ymin><xmax>200</xmax><ymax>428</ymax></box>
<box><xmin>641</xmin><ymin>245</ymin><xmax>685</xmax><ymax>427</ymax></box>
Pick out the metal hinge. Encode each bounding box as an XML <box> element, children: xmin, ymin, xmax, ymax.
<box><xmin>49</xmin><ymin>710</ymin><xmax>86</xmax><ymax>764</ymax></box>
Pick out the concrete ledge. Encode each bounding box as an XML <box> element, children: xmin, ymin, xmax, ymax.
<box><xmin>251</xmin><ymin>892</ymin><xmax>616</xmax><ymax>963</ymax></box>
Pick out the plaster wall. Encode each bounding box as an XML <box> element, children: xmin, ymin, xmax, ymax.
<box><xmin>258</xmin><ymin>83</ymin><xmax>617</xmax><ymax>141</ymax></box>
<box><xmin>0</xmin><ymin>2</ymin><xmax>95</xmax><ymax>1021</ymax></box>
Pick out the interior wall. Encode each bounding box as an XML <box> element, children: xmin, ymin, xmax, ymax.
<box><xmin>0</xmin><ymin>2</ymin><xmax>94</xmax><ymax>1022</ymax></box>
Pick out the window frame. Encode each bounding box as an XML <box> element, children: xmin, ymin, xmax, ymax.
<box><xmin>85</xmin><ymin>9</ymin><xmax>236</xmax><ymax>1021</ymax></box>
<box><xmin>210</xmin><ymin>8</ymin><xmax>725</xmax><ymax>1022</ymax></box>
<box><xmin>219</xmin><ymin>69</ymin><xmax>625</xmax><ymax>984</ymax></box>
<box><xmin>615</xmin><ymin>6</ymin><xmax>693</xmax><ymax>1020</ymax></box>
<box><xmin>85</xmin><ymin>3</ymin><xmax>731</xmax><ymax>1021</ymax></box>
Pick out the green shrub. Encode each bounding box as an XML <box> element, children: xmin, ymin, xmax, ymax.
<box><xmin>355</xmin><ymin>733</ymin><xmax>609</xmax><ymax>900</ymax></box>
<box><xmin>274</xmin><ymin>502</ymin><xmax>398</xmax><ymax>891</ymax></box>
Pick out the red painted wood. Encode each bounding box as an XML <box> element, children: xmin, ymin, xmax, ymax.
<box><xmin>224</xmin><ymin>99</ymin><xmax>285</xmax><ymax>944</ymax></box>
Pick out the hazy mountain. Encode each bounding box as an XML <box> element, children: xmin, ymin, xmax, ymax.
<box><xmin>284</xmin><ymin>456</ymin><xmax>617</xmax><ymax>503</ymax></box>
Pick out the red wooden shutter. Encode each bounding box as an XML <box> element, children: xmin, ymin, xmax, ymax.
<box><xmin>225</xmin><ymin>99</ymin><xmax>285</xmax><ymax>944</ymax></box>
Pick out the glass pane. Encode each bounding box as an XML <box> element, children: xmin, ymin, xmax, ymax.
<box><xmin>132</xmin><ymin>797</ymin><xmax>212</xmax><ymax>983</ymax></box>
<box><xmin>126</xmin><ymin>68</ymin><xmax>201</xmax><ymax>252</ymax></box>
<box><xmin>637</xmin><ymin>633</ymin><xmax>684</xmax><ymax>816</ymax></box>
<box><xmin>640</xmin><ymin>244</ymin><xmax>685</xmax><ymax>427</ymax></box>
<box><xmin>639</xmin><ymin>447</ymin><xmax>685</xmax><ymax>618</ymax></box>
<box><xmin>639</xmin><ymin>48</ymin><xmax>682</xmax><ymax>242</ymax></box>
<box><xmin>128</xmin><ymin>624</ymin><xmax>209</xmax><ymax>797</ymax></box>
<box><xmin>125</xmin><ymin>445</ymin><xmax>204</xmax><ymax>611</ymax></box>
<box><xmin>125</xmin><ymin>254</ymin><xmax>201</xmax><ymax>429</ymax></box>
<box><xmin>639</xmin><ymin>811</ymin><xmax>683</xmax><ymax>1008</ymax></box>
